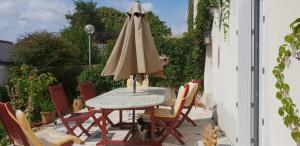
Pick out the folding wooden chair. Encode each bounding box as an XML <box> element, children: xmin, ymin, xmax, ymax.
<box><xmin>162</xmin><ymin>80</ymin><xmax>201</xmax><ymax>127</ymax></box>
<box><xmin>79</xmin><ymin>82</ymin><xmax>114</xmax><ymax>126</ymax></box>
<box><xmin>48</xmin><ymin>84</ymin><xmax>101</xmax><ymax>137</ymax></box>
<box><xmin>144</xmin><ymin>84</ymin><xmax>190</xmax><ymax>145</ymax></box>
<box><xmin>0</xmin><ymin>102</ymin><xmax>81</xmax><ymax>146</ymax></box>
<box><xmin>0</xmin><ymin>102</ymin><xmax>29</xmax><ymax>146</ymax></box>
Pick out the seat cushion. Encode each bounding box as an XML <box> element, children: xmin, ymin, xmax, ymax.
<box><xmin>144</xmin><ymin>108</ymin><xmax>175</xmax><ymax>119</ymax></box>
<box><xmin>35</xmin><ymin>128</ymin><xmax>81</xmax><ymax>146</ymax></box>
<box><xmin>185</xmin><ymin>82</ymin><xmax>198</xmax><ymax>106</ymax></box>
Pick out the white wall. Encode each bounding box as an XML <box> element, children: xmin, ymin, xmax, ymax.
<box><xmin>208</xmin><ymin>0</ymin><xmax>238</xmax><ymax>145</ymax></box>
<box><xmin>264</xmin><ymin>0</ymin><xmax>300</xmax><ymax>146</ymax></box>
<box><xmin>0</xmin><ymin>65</ymin><xmax>9</xmax><ymax>86</ymax></box>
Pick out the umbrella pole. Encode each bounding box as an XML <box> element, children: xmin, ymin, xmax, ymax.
<box><xmin>133</xmin><ymin>74</ymin><xmax>137</xmax><ymax>93</ymax></box>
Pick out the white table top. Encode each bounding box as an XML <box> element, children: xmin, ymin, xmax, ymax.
<box><xmin>85</xmin><ymin>87</ymin><xmax>166</xmax><ymax>109</ymax></box>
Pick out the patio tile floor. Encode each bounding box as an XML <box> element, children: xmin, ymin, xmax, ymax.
<box><xmin>39</xmin><ymin>107</ymin><xmax>231</xmax><ymax>146</ymax></box>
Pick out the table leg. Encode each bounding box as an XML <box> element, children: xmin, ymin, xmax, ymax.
<box><xmin>150</xmin><ymin>107</ymin><xmax>155</xmax><ymax>141</ymax></box>
<box><xmin>102</xmin><ymin>109</ymin><xmax>107</xmax><ymax>141</ymax></box>
<box><xmin>119</xmin><ymin>110</ymin><xmax>123</xmax><ymax>128</ymax></box>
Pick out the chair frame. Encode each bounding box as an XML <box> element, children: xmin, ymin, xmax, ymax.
<box><xmin>0</xmin><ymin>102</ymin><xmax>29</xmax><ymax>146</ymax></box>
<box><xmin>176</xmin><ymin>80</ymin><xmax>202</xmax><ymax>127</ymax></box>
<box><xmin>153</xmin><ymin>84</ymin><xmax>190</xmax><ymax>145</ymax></box>
<box><xmin>48</xmin><ymin>84</ymin><xmax>100</xmax><ymax>137</ymax></box>
<box><xmin>79</xmin><ymin>81</ymin><xmax>115</xmax><ymax>126</ymax></box>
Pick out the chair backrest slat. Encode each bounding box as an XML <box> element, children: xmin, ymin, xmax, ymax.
<box><xmin>48</xmin><ymin>84</ymin><xmax>70</xmax><ymax>116</ymax></box>
<box><xmin>0</xmin><ymin>102</ymin><xmax>30</xmax><ymax>146</ymax></box>
<box><xmin>79</xmin><ymin>82</ymin><xmax>96</xmax><ymax>102</ymax></box>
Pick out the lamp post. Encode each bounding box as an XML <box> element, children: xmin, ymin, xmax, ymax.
<box><xmin>84</xmin><ymin>24</ymin><xmax>95</xmax><ymax>65</ymax></box>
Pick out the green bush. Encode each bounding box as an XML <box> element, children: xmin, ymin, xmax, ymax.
<box><xmin>0</xmin><ymin>124</ymin><xmax>10</xmax><ymax>146</ymax></box>
<box><xmin>150</xmin><ymin>34</ymin><xmax>203</xmax><ymax>88</ymax></box>
<box><xmin>9</xmin><ymin>64</ymin><xmax>57</xmax><ymax>121</ymax></box>
<box><xmin>0</xmin><ymin>86</ymin><xmax>10</xmax><ymax>102</ymax></box>
<box><xmin>78</xmin><ymin>64</ymin><xmax>125</xmax><ymax>94</ymax></box>
<box><xmin>38</xmin><ymin>99</ymin><xmax>54</xmax><ymax>112</ymax></box>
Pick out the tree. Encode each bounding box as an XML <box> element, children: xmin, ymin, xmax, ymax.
<box><xmin>146</xmin><ymin>12</ymin><xmax>172</xmax><ymax>38</ymax></box>
<box><xmin>61</xmin><ymin>26</ymin><xmax>89</xmax><ymax>64</ymax></box>
<box><xmin>96</xmin><ymin>7</ymin><xmax>126</xmax><ymax>42</ymax></box>
<box><xmin>65</xmin><ymin>0</ymin><xmax>101</xmax><ymax>31</ymax></box>
<box><xmin>13</xmin><ymin>31</ymin><xmax>81</xmax><ymax>97</ymax></box>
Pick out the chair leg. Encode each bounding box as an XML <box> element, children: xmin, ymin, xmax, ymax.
<box><xmin>159</xmin><ymin>128</ymin><xmax>171</xmax><ymax>143</ymax></box>
<box><xmin>77</xmin><ymin>122</ymin><xmax>91</xmax><ymax>137</ymax></box>
<box><xmin>174</xmin><ymin>128</ymin><xmax>183</xmax><ymax>137</ymax></box>
<box><xmin>170</xmin><ymin>129</ymin><xmax>185</xmax><ymax>145</ymax></box>
<box><xmin>185</xmin><ymin>116</ymin><xmax>197</xmax><ymax>127</ymax></box>
<box><xmin>64</xmin><ymin>122</ymin><xmax>77</xmax><ymax>136</ymax></box>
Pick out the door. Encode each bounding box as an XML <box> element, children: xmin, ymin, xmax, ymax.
<box><xmin>237</xmin><ymin>0</ymin><xmax>260</xmax><ymax>145</ymax></box>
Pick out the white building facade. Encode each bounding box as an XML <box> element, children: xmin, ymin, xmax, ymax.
<box><xmin>197</xmin><ymin>0</ymin><xmax>300</xmax><ymax>145</ymax></box>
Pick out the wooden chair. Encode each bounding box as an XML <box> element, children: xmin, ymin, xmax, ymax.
<box><xmin>163</xmin><ymin>80</ymin><xmax>201</xmax><ymax>127</ymax></box>
<box><xmin>202</xmin><ymin>124</ymin><xmax>217</xmax><ymax>146</ymax></box>
<box><xmin>144</xmin><ymin>84</ymin><xmax>190</xmax><ymax>145</ymax></box>
<box><xmin>0</xmin><ymin>102</ymin><xmax>81</xmax><ymax>146</ymax></box>
<box><xmin>48</xmin><ymin>84</ymin><xmax>100</xmax><ymax>137</ymax></box>
<box><xmin>79</xmin><ymin>82</ymin><xmax>114</xmax><ymax>126</ymax></box>
<box><xmin>0</xmin><ymin>102</ymin><xmax>29</xmax><ymax>146</ymax></box>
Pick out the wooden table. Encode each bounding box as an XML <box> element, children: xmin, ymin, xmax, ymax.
<box><xmin>85</xmin><ymin>87</ymin><xmax>165</xmax><ymax>146</ymax></box>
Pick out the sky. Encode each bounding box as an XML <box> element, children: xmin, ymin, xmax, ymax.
<box><xmin>0</xmin><ymin>0</ymin><xmax>188</xmax><ymax>43</ymax></box>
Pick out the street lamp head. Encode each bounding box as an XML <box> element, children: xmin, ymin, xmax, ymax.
<box><xmin>84</xmin><ymin>24</ymin><xmax>95</xmax><ymax>34</ymax></box>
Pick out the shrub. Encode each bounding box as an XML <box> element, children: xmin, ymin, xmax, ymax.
<box><xmin>78</xmin><ymin>64</ymin><xmax>125</xmax><ymax>94</ymax></box>
<box><xmin>38</xmin><ymin>99</ymin><xmax>54</xmax><ymax>112</ymax></box>
<box><xmin>0</xmin><ymin>86</ymin><xmax>10</xmax><ymax>102</ymax></box>
<box><xmin>9</xmin><ymin>64</ymin><xmax>57</xmax><ymax>121</ymax></box>
<box><xmin>151</xmin><ymin>35</ymin><xmax>203</xmax><ymax>88</ymax></box>
<box><xmin>0</xmin><ymin>124</ymin><xmax>10</xmax><ymax>146</ymax></box>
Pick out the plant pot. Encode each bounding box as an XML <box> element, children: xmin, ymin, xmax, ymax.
<box><xmin>73</xmin><ymin>99</ymin><xmax>84</xmax><ymax>112</ymax></box>
<box><xmin>40</xmin><ymin>111</ymin><xmax>55</xmax><ymax>124</ymax></box>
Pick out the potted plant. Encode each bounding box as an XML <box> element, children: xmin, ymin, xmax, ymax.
<box><xmin>73</xmin><ymin>95</ymin><xmax>84</xmax><ymax>112</ymax></box>
<box><xmin>39</xmin><ymin>99</ymin><xmax>55</xmax><ymax>124</ymax></box>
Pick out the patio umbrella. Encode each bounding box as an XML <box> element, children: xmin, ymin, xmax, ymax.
<box><xmin>101</xmin><ymin>1</ymin><xmax>164</xmax><ymax>91</ymax></box>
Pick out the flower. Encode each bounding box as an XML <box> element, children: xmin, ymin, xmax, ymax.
<box><xmin>28</xmin><ymin>76</ymin><xmax>33</xmax><ymax>80</ymax></box>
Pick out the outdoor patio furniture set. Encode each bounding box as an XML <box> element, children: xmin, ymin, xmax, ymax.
<box><xmin>0</xmin><ymin>79</ymin><xmax>201</xmax><ymax>146</ymax></box>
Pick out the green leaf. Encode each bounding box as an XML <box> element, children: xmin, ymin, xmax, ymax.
<box><xmin>285</xmin><ymin>35</ymin><xmax>294</xmax><ymax>43</ymax></box>
<box><xmin>291</xmin><ymin>130</ymin><xmax>300</xmax><ymax>142</ymax></box>
<box><xmin>278</xmin><ymin>107</ymin><xmax>285</xmax><ymax>117</ymax></box>
<box><xmin>276</xmin><ymin>92</ymin><xmax>283</xmax><ymax>100</ymax></box>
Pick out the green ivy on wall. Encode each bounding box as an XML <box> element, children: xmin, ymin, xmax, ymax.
<box><xmin>187</xmin><ymin>0</ymin><xmax>194</xmax><ymax>33</ymax></box>
<box><xmin>273</xmin><ymin>18</ymin><xmax>300</xmax><ymax>142</ymax></box>
<box><xmin>208</xmin><ymin>0</ymin><xmax>230</xmax><ymax>40</ymax></box>
<box><xmin>221</xmin><ymin>0</ymin><xmax>230</xmax><ymax>40</ymax></box>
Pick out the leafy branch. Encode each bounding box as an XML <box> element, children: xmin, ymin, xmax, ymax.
<box><xmin>273</xmin><ymin>18</ymin><xmax>300</xmax><ymax>142</ymax></box>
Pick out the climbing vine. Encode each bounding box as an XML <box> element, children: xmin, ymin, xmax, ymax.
<box><xmin>273</xmin><ymin>18</ymin><xmax>300</xmax><ymax>142</ymax></box>
<box><xmin>209</xmin><ymin>0</ymin><xmax>230</xmax><ymax>40</ymax></box>
<box><xmin>221</xmin><ymin>0</ymin><xmax>230</xmax><ymax>40</ymax></box>
<box><xmin>187</xmin><ymin>0</ymin><xmax>194</xmax><ymax>33</ymax></box>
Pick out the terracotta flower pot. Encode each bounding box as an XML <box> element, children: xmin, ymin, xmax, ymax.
<box><xmin>73</xmin><ymin>99</ymin><xmax>84</xmax><ymax>112</ymax></box>
<box><xmin>40</xmin><ymin>111</ymin><xmax>55</xmax><ymax>124</ymax></box>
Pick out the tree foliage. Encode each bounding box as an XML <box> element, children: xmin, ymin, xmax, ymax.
<box><xmin>146</xmin><ymin>12</ymin><xmax>172</xmax><ymax>38</ymax></box>
<box><xmin>96</xmin><ymin>7</ymin><xmax>126</xmax><ymax>42</ymax></box>
<box><xmin>65</xmin><ymin>0</ymin><xmax>101</xmax><ymax>31</ymax></box>
<box><xmin>13</xmin><ymin>31</ymin><xmax>81</xmax><ymax>97</ymax></box>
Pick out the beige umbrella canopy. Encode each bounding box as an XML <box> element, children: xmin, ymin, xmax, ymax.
<box><xmin>101</xmin><ymin>1</ymin><xmax>164</xmax><ymax>81</ymax></box>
